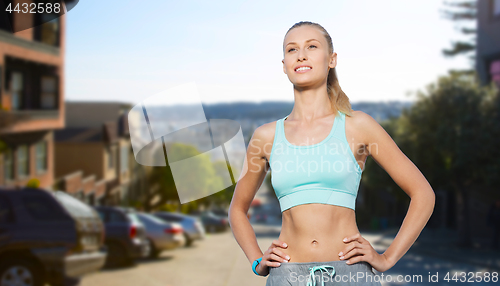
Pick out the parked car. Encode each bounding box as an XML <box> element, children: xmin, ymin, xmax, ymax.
<box><xmin>93</xmin><ymin>206</ymin><xmax>149</xmax><ymax>267</ymax></box>
<box><xmin>153</xmin><ymin>211</ymin><xmax>205</xmax><ymax>247</ymax></box>
<box><xmin>0</xmin><ymin>187</ymin><xmax>106</xmax><ymax>286</ymax></box>
<box><xmin>251</xmin><ymin>205</ymin><xmax>269</xmax><ymax>223</ymax></box>
<box><xmin>134</xmin><ymin>212</ymin><xmax>185</xmax><ymax>258</ymax></box>
<box><xmin>189</xmin><ymin>210</ymin><xmax>229</xmax><ymax>233</ymax></box>
<box><xmin>254</xmin><ymin>213</ymin><xmax>268</xmax><ymax>222</ymax></box>
<box><xmin>211</xmin><ymin>209</ymin><xmax>228</xmax><ymax>217</ymax></box>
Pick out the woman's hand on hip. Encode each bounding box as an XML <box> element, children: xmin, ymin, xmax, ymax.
<box><xmin>257</xmin><ymin>239</ymin><xmax>291</xmax><ymax>276</ymax></box>
<box><xmin>338</xmin><ymin>232</ymin><xmax>393</xmax><ymax>273</ymax></box>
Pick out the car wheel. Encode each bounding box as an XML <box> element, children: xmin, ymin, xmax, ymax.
<box><xmin>0</xmin><ymin>258</ymin><xmax>43</xmax><ymax>286</ymax></box>
<box><xmin>209</xmin><ymin>225</ymin><xmax>216</xmax><ymax>233</ymax></box>
<box><xmin>147</xmin><ymin>239</ymin><xmax>160</xmax><ymax>259</ymax></box>
<box><xmin>183</xmin><ymin>233</ymin><xmax>193</xmax><ymax>247</ymax></box>
<box><xmin>105</xmin><ymin>242</ymin><xmax>132</xmax><ymax>268</ymax></box>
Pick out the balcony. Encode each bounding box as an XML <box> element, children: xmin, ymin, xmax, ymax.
<box><xmin>0</xmin><ymin>29</ymin><xmax>59</xmax><ymax>56</ymax></box>
<box><xmin>0</xmin><ymin>56</ymin><xmax>62</xmax><ymax>133</ymax></box>
<box><xmin>0</xmin><ymin>109</ymin><xmax>60</xmax><ymax>129</ymax></box>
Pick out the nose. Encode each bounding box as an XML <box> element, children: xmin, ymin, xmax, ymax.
<box><xmin>297</xmin><ymin>49</ymin><xmax>307</xmax><ymax>61</ymax></box>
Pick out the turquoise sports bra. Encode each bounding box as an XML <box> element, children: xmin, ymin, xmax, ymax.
<box><xmin>269</xmin><ymin>110</ymin><xmax>363</xmax><ymax>213</ymax></box>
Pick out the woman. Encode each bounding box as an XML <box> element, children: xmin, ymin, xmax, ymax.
<box><xmin>228</xmin><ymin>21</ymin><xmax>435</xmax><ymax>286</ymax></box>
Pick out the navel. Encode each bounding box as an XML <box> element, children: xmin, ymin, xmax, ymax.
<box><xmin>311</xmin><ymin>239</ymin><xmax>319</xmax><ymax>246</ymax></box>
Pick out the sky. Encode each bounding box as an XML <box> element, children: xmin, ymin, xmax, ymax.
<box><xmin>64</xmin><ymin>0</ymin><xmax>474</xmax><ymax>106</ymax></box>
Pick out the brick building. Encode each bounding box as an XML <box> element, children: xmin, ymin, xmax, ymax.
<box><xmin>477</xmin><ymin>0</ymin><xmax>500</xmax><ymax>86</ymax></box>
<box><xmin>0</xmin><ymin>1</ymin><xmax>72</xmax><ymax>189</ymax></box>
<box><xmin>53</xmin><ymin>101</ymin><xmax>148</xmax><ymax>206</ymax></box>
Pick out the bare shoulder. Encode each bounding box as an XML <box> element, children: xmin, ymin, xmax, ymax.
<box><xmin>251</xmin><ymin>120</ymin><xmax>277</xmax><ymax>143</ymax></box>
<box><xmin>346</xmin><ymin>110</ymin><xmax>387</xmax><ymax>145</ymax></box>
<box><xmin>347</xmin><ymin>110</ymin><xmax>375</xmax><ymax>125</ymax></box>
<box><xmin>249</xmin><ymin>120</ymin><xmax>278</xmax><ymax>161</ymax></box>
<box><xmin>345</xmin><ymin>110</ymin><xmax>380</xmax><ymax>144</ymax></box>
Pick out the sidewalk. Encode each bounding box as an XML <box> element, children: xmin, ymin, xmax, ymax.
<box><xmin>374</xmin><ymin>227</ymin><xmax>500</xmax><ymax>270</ymax></box>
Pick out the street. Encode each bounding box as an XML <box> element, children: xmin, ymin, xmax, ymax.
<box><xmin>80</xmin><ymin>223</ymin><xmax>499</xmax><ymax>286</ymax></box>
<box><xmin>80</xmin><ymin>224</ymin><xmax>275</xmax><ymax>286</ymax></box>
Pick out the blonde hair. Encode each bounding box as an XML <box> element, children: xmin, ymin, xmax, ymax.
<box><xmin>284</xmin><ymin>21</ymin><xmax>353</xmax><ymax>117</ymax></box>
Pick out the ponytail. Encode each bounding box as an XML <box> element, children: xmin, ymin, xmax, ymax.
<box><xmin>327</xmin><ymin>67</ymin><xmax>353</xmax><ymax>117</ymax></box>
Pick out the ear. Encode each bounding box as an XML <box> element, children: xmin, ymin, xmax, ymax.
<box><xmin>282</xmin><ymin>59</ymin><xmax>287</xmax><ymax>74</ymax></box>
<box><xmin>329</xmin><ymin>52</ymin><xmax>337</xmax><ymax>69</ymax></box>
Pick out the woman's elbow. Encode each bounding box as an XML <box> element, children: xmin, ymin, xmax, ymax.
<box><xmin>228</xmin><ymin>204</ymin><xmax>247</xmax><ymax>222</ymax></box>
<box><xmin>422</xmin><ymin>188</ymin><xmax>436</xmax><ymax>214</ymax></box>
<box><xmin>411</xmin><ymin>188</ymin><xmax>435</xmax><ymax>212</ymax></box>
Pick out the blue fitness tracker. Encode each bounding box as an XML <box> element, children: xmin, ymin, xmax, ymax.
<box><xmin>252</xmin><ymin>257</ymin><xmax>263</xmax><ymax>275</ymax></box>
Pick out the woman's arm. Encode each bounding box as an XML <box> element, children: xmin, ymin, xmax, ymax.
<box><xmin>228</xmin><ymin>123</ymin><xmax>272</xmax><ymax>264</ymax></box>
<box><xmin>359</xmin><ymin>111</ymin><xmax>436</xmax><ymax>268</ymax></box>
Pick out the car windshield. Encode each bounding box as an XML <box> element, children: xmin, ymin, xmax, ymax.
<box><xmin>138</xmin><ymin>213</ymin><xmax>169</xmax><ymax>225</ymax></box>
<box><xmin>52</xmin><ymin>191</ymin><xmax>96</xmax><ymax>218</ymax></box>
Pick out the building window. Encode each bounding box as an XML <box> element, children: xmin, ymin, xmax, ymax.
<box><xmin>35</xmin><ymin>141</ymin><xmax>47</xmax><ymax>174</ymax></box>
<box><xmin>120</xmin><ymin>146</ymin><xmax>129</xmax><ymax>174</ymax></box>
<box><xmin>3</xmin><ymin>149</ymin><xmax>14</xmax><ymax>181</ymax></box>
<box><xmin>10</xmin><ymin>71</ymin><xmax>23</xmax><ymax>110</ymax></box>
<box><xmin>33</xmin><ymin>13</ymin><xmax>60</xmax><ymax>47</ymax></box>
<box><xmin>41</xmin><ymin>76</ymin><xmax>57</xmax><ymax>109</ymax></box>
<box><xmin>17</xmin><ymin>145</ymin><xmax>29</xmax><ymax>178</ymax></box>
<box><xmin>495</xmin><ymin>0</ymin><xmax>500</xmax><ymax>16</ymax></box>
<box><xmin>41</xmin><ymin>16</ymin><xmax>59</xmax><ymax>46</ymax></box>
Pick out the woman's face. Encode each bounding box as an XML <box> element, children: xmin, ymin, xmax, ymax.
<box><xmin>282</xmin><ymin>25</ymin><xmax>336</xmax><ymax>88</ymax></box>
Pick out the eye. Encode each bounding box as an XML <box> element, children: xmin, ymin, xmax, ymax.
<box><xmin>287</xmin><ymin>45</ymin><xmax>317</xmax><ymax>53</ymax></box>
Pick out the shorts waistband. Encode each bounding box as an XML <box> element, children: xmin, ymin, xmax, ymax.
<box><xmin>269</xmin><ymin>260</ymin><xmax>376</xmax><ymax>276</ymax></box>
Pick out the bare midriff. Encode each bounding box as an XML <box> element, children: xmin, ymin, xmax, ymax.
<box><xmin>278</xmin><ymin>203</ymin><xmax>360</xmax><ymax>263</ymax></box>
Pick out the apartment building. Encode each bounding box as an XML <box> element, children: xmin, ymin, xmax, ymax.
<box><xmin>477</xmin><ymin>0</ymin><xmax>500</xmax><ymax>86</ymax></box>
<box><xmin>54</xmin><ymin>101</ymin><xmax>147</xmax><ymax>206</ymax></box>
<box><xmin>0</xmin><ymin>2</ymin><xmax>71</xmax><ymax>189</ymax></box>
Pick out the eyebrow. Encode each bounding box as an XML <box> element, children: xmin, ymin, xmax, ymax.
<box><xmin>284</xmin><ymin>38</ymin><xmax>320</xmax><ymax>48</ymax></box>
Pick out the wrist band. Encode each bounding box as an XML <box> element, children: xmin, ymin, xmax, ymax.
<box><xmin>252</xmin><ymin>257</ymin><xmax>263</xmax><ymax>275</ymax></box>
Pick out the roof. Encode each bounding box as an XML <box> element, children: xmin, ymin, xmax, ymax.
<box><xmin>54</xmin><ymin>120</ymin><xmax>122</xmax><ymax>143</ymax></box>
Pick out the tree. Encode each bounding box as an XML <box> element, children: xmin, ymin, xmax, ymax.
<box><xmin>398</xmin><ymin>71</ymin><xmax>498</xmax><ymax>247</ymax></box>
<box><xmin>146</xmin><ymin>142</ymin><xmax>232</xmax><ymax>211</ymax></box>
<box><xmin>439</xmin><ymin>0</ymin><xmax>477</xmax><ymax>76</ymax></box>
<box><xmin>362</xmin><ymin>70</ymin><xmax>499</xmax><ymax>245</ymax></box>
